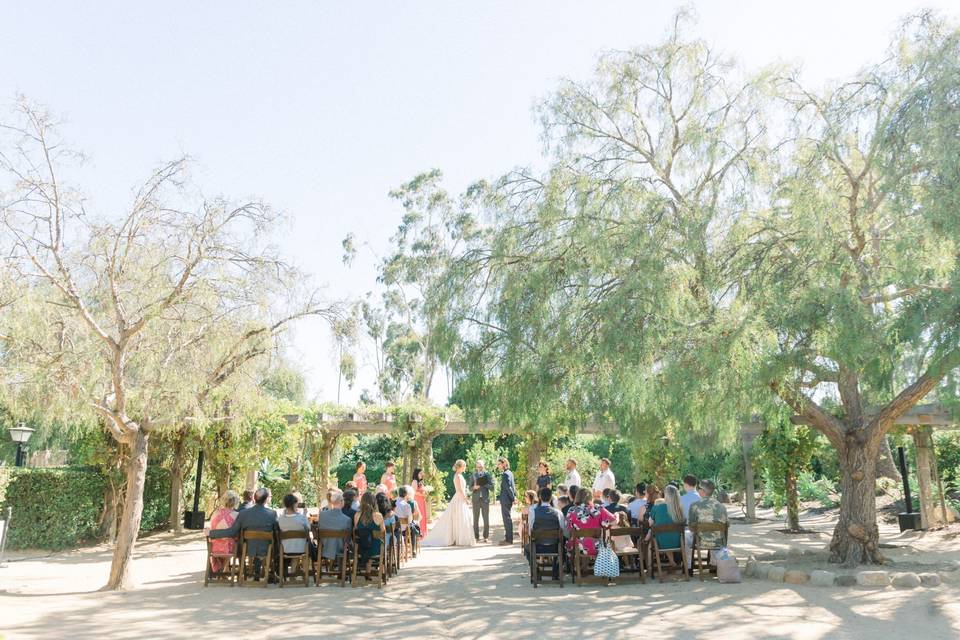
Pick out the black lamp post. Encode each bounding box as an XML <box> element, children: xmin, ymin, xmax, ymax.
<box><xmin>9</xmin><ymin>422</ymin><xmax>35</xmax><ymax>467</ymax></box>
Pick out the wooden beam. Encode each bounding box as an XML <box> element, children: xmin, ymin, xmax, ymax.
<box><xmin>790</xmin><ymin>403</ymin><xmax>954</xmax><ymax>427</ymax></box>
<box><xmin>316</xmin><ymin>419</ymin><xmax>619</xmax><ymax>435</ymax></box>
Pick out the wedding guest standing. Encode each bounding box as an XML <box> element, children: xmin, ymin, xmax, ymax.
<box><xmin>592</xmin><ymin>458</ymin><xmax>616</xmax><ymax>499</ymax></box>
<box><xmin>353</xmin><ymin>461</ymin><xmax>368</xmax><ymax>495</ymax></box>
<box><xmin>412</xmin><ymin>468</ymin><xmax>429</xmax><ymax>536</ymax></box>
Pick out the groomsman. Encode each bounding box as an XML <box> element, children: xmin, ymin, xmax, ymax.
<box><xmin>496</xmin><ymin>457</ymin><xmax>517</xmax><ymax>545</ymax></box>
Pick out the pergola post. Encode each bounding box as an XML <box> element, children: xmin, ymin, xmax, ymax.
<box><xmin>318</xmin><ymin>431</ymin><xmax>340</xmax><ymax>504</ymax></box>
<box><xmin>910</xmin><ymin>425</ymin><xmax>939</xmax><ymax>528</ymax></box>
<box><xmin>740</xmin><ymin>418</ymin><xmax>764</xmax><ymax>523</ymax></box>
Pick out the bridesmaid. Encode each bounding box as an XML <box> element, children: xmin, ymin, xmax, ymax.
<box><xmin>412</xmin><ymin>468</ymin><xmax>429</xmax><ymax>535</ymax></box>
<box><xmin>353</xmin><ymin>461</ymin><xmax>368</xmax><ymax>495</ymax></box>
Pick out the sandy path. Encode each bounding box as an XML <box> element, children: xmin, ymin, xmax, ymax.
<box><xmin>1</xmin><ymin>507</ymin><xmax>959</xmax><ymax>640</ymax></box>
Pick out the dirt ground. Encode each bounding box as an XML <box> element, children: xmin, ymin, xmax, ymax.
<box><xmin>1</xmin><ymin>505</ymin><xmax>958</xmax><ymax>640</ymax></box>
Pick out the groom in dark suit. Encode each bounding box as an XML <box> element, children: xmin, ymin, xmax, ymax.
<box><xmin>496</xmin><ymin>457</ymin><xmax>517</xmax><ymax>545</ymax></box>
<box><xmin>471</xmin><ymin>460</ymin><xmax>492</xmax><ymax>542</ymax></box>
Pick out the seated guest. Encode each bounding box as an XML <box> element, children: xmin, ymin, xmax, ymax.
<box><xmin>640</xmin><ymin>484</ymin><xmax>660</xmax><ymax>529</ymax></box>
<box><xmin>600</xmin><ymin>488</ymin><xmax>612</xmax><ymax>508</ymax></box>
<box><xmin>520</xmin><ymin>490</ymin><xmax>537</xmax><ymax>517</ymax></box>
<box><xmin>527</xmin><ymin>487</ymin><xmax>567</xmax><ymax>578</ymax></box>
<box><xmin>627</xmin><ymin>483</ymin><xmax>647</xmax><ymax>524</ymax></box>
<box><xmin>354</xmin><ymin>492</ymin><xmax>386</xmax><ymax>564</ymax></box>
<box><xmin>566</xmin><ymin>487</ymin><xmax>616</xmax><ymax>557</ymax></box>
<box><xmin>555</xmin><ymin>484</ymin><xmax>567</xmax><ymax>508</ymax></box>
<box><xmin>398</xmin><ymin>485</ymin><xmax>421</xmax><ymax>542</ymax></box>
<box><xmin>536</xmin><ymin>461</ymin><xmax>553</xmax><ymax>491</ymax></box>
<box><xmin>568</xmin><ymin>485</ymin><xmax>579</xmax><ymax>505</ymax></box>
<box><xmin>610</xmin><ymin>512</ymin><xmax>636</xmax><ymax>553</ymax></box>
<box><xmin>316</xmin><ymin>489</ymin><xmax>352</xmax><ymax>561</ymax></box>
<box><xmin>376</xmin><ymin>490</ymin><xmax>397</xmax><ymax>546</ymax></box>
<box><xmin>344</xmin><ymin>480</ymin><xmax>358</xmax><ymax>491</ymax></box>
<box><xmin>686</xmin><ymin>480</ymin><xmax>729</xmax><ymax>565</ymax></box>
<box><xmin>557</xmin><ymin>496</ymin><xmax>572</xmax><ymax>516</ymax></box>
<box><xmin>680</xmin><ymin>474</ymin><xmax>701</xmax><ymax>521</ymax></box>
<box><xmin>341</xmin><ymin>489</ymin><xmax>359</xmax><ymax>525</ymax></box>
<box><xmin>237</xmin><ymin>489</ymin><xmax>255</xmax><ymax>512</ymax></box>
<box><xmin>394</xmin><ymin>485</ymin><xmax>414</xmax><ymax>534</ymax></box>
<box><xmin>209</xmin><ymin>491</ymin><xmax>240</xmax><ymax>572</ymax></box>
<box><xmin>278</xmin><ymin>493</ymin><xmax>316</xmax><ymax>560</ymax></box>
<box><xmin>646</xmin><ymin>484</ymin><xmax>684</xmax><ymax>566</ymax></box>
<box><xmin>606</xmin><ymin>490</ymin><xmax>628</xmax><ymax>516</ymax></box>
<box><xmin>208</xmin><ymin>487</ymin><xmax>278</xmax><ymax>560</ymax></box>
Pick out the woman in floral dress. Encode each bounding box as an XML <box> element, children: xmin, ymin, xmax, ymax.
<box><xmin>565</xmin><ymin>487</ymin><xmax>616</xmax><ymax>556</ymax></box>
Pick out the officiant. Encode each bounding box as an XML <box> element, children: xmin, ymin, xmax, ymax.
<box><xmin>470</xmin><ymin>459</ymin><xmax>493</xmax><ymax>542</ymax></box>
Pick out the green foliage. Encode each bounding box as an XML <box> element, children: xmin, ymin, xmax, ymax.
<box><xmin>1</xmin><ymin>469</ymin><xmax>105</xmax><ymax>550</ymax></box>
<box><xmin>797</xmin><ymin>471</ymin><xmax>839</xmax><ymax>508</ymax></box>
<box><xmin>140</xmin><ymin>465</ymin><xmax>171</xmax><ymax>532</ymax></box>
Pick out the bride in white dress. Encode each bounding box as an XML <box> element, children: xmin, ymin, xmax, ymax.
<box><xmin>421</xmin><ymin>459</ymin><xmax>476</xmax><ymax>547</ymax></box>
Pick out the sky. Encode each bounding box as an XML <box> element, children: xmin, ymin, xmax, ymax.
<box><xmin>2</xmin><ymin>1</ymin><xmax>956</xmax><ymax>404</ymax></box>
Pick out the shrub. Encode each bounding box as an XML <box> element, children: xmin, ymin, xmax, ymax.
<box><xmin>1</xmin><ymin>468</ymin><xmax>105</xmax><ymax>549</ymax></box>
<box><xmin>140</xmin><ymin>465</ymin><xmax>170</xmax><ymax>532</ymax></box>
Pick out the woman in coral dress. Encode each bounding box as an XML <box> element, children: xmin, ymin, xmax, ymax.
<box><xmin>353</xmin><ymin>461</ymin><xmax>368</xmax><ymax>495</ymax></box>
<box><xmin>412</xmin><ymin>468</ymin><xmax>429</xmax><ymax>535</ymax></box>
<box><xmin>208</xmin><ymin>491</ymin><xmax>239</xmax><ymax>572</ymax></box>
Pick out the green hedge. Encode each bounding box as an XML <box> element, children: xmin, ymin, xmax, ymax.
<box><xmin>0</xmin><ymin>465</ymin><xmax>170</xmax><ymax>550</ymax></box>
<box><xmin>2</xmin><ymin>468</ymin><xmax>106</xmax><ymax>549</ymax></box>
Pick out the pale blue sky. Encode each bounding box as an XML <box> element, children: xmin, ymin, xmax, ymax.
<box><xmin>2</xmin><ymin>1</ymin><xmax>955</xmax><ymax>403</ymax></box>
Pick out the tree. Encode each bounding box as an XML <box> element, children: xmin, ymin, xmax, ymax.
<box><xmin>0</xmin><ymin>100</ymin><xmax>340</xmax><ymax>588</ymax></box>
<box><xmin>419</xmin><ymin>12</ymin><xmax>960</xmax><ymax>565</ymax></box>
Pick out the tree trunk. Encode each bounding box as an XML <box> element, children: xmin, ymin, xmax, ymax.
<box><xmin>168</xmin><ymin>429</ymin><xmax>188</xmax><ymax>534</ymax></box>
<box><xmin>525</xmin><ymin>436</ymin><xmax>546</xmax><ymax>490</ymax></box>
<box><xmin>785</xmin><ymin>470</ymin><xmax>800</xmax><ymax>532</ymax></box>
<box><xmin>829</xmin><ymin>434</ymin><xmax>884</xmax><ymax>566</ymax></box>
<box><xmin>876</xmin><ymin>435</ymin><xmax>901</xmax><ymax>481</ymax></box>
<box><xmin>104</xmin><ymin>429</ymin><xmax>149</xmax><ymax>590</ymax></box>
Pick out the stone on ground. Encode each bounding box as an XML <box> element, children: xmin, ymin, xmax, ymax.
<box><xmin>745</xmin><ymin>555</ymin><xmax>758</xmax><ymax>577</ymax></box>
<box><xmin>919</xmin><ymin>572</ymin><xmax>941</xmax><ymax>587</ymax></box>
<box><xmin>767</xmin><ymin>566</ymin><xmax>786</xmax><ymax>582</ymax></box>
<box><xmin>784</xmin><ymin>570</ymin><xmax>809</xmax><ymax>585</ymax></box>
<box><xmin>835</xmin><ymin>574</ymin><xmax>858</xmax><ymax>587</ymax></box>
<box><xmin>856</xmin><ymin>571</ymin><xmax>890</xmax><ymax>587</ymax></box>
<box><xmin>810</xmin><ymin>570</ymin><xmax>836</xmax><ymax>587</ymax></box>
<box><xmin>890</xmin><ymin>572</ymin><xmax>921</xmax><ymax>589</ymax></box>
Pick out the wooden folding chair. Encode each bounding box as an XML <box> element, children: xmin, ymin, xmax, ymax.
<box><xmin>239</xmin><ymin>530</ymin><xmax>274</xmax><ymax>588</ymax></box>
<box><xmin>520</xmin><ymin>512</ymin><xmax>529</xmax><ymax>555</ymax></box>
<box><xmin>609</xmin><ymin>527</ymin><xmax>646</xmax><ymax>583</ymax></box>
<box><xmin>203</xmin><ymin>537</ymin><xmax>238</xmax><ymax>586</ymax></box>
<box><xmin>528</xmin><ymin>528</ymin><xmax>564</xmax><ymax>588</ymax></box>
<box><xmin>649</xmin><ymin>523</ymin><xmax>689</xmax><ymax>583</ymax></box>
<box><xmin>351</xmin><ymin>529</ymin><xmax>386</xmax><ymax>588</ymax></box>
<box><xmin>690</xmin><ymin>522</ymin><xmax>729</xmax><ymax>581</ymax></box>
<box><xmin>570</xmin><ymin>528</ymin><xmax>604</xmax><ymax>585</ymax></box>
<box><xmin>314</xmin><ymin>529</ymin><xmax>352</xmax><ymax>587</ymax></box>
<box><xmin>398</xmin><ymin>517</ymin><xmax>414</xmax><ymax>563</ymax></box>
<box><xmin>385</xmin><ymin>522</ymin><xmax>400</xmax><ymax>577</ymax></box>
<box><xmin>278</xmin><ymin>530</ymin><xmax>311</xmax><ymax>587</ymax></box>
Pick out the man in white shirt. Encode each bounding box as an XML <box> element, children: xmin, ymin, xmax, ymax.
<box><xmin>680</xmin><ymin>474</ymin><xmax>701</xmax><ymax>520</ymax></box>
<box><xmin>592</xmin><ymin>458</ymin><xmax>616</xmax><ymax>499</ymax></box>
<box><xmin>564</xmin><ymin>458</ymin><xmax>582</xmax><ymax>489</ymax></box>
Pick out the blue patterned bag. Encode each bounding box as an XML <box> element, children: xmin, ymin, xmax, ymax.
<box><xmin>593</xmin><ymin>533</ymin><xmax>620</xmax><ymax>578</ymax></box>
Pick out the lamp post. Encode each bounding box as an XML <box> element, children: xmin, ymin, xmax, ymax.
<box><xmin>9</xmin><ymin>423</ymin><xmax>35</xmax><ymax>467</ymax></box>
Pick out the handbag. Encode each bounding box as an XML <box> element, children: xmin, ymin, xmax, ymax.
<box><xmin>593</xmin><ymin>531</ymin><xmax>620</xmax><ymax>578</ymax></box>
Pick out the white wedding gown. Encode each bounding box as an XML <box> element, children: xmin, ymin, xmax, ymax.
<box><xmin>421</xmin><ymin>473</ymin><xmax>476</xmax><ymax>547</ymax></box>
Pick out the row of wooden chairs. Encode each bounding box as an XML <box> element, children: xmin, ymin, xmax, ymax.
<box><xmin>527</xmin><ymin>522</ymin><xmax>729</xmax><ymax>587</ymax></box>
<box><xmin>204</xmin><ymin>518</ymin><xmax>421</xmax><ymax>589</ymax></box>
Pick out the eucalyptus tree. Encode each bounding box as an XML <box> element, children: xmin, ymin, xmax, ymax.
<box><xmin>0</xmin><ymin>99</ymin><xmax>341</xmax><ymax>588</ymax></box>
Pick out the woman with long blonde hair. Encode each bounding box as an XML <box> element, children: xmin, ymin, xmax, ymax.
<box><xmin>421</xmin><ymin>459</ymin><xmax>476</xmax><ymax>547</ymax></box>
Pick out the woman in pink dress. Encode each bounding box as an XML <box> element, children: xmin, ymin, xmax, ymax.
<box><xmin>380</xmin><ymin>460</ymin><xmax>397</xmax><ymax>496</ymax></box>
<box><xmin>209</xmin><ymin>491</ymin><xmax>239</xmax><ymax>572</ymax></box>
<box><xmin>412</xmin><ymin>468</ymin><xmax>429</xmax><ymax>535</ymax></box>
<box><xmin>565</xmin><ymin>487</ymin><xmax>616</xmax><ymax>557</ymax></box>
<box><xmin>353</xmin><ymin>461</ymin><xmax>368</xmax><ymax>495</ymax></box>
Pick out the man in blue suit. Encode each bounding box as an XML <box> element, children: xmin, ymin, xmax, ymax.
<box><xmin>496</xmin><ymin>457</ymin><xmax>517</xmax><ymax>545</ymax></box>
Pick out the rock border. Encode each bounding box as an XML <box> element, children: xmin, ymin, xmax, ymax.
<box><xmin>743</xmin><ymin>555</ymin><xmax>944</xmax><ymax>589</ymax></box>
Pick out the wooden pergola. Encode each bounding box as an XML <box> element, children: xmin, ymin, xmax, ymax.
<box><xmin>290</xmin><ymin>411</ymin><xmax>620</xmax><ymax>498</ymax></box>
<box><xmin>787</xmin><ymin>403</ymin><xmax>956</xmax><ymax>529</ymax></box>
